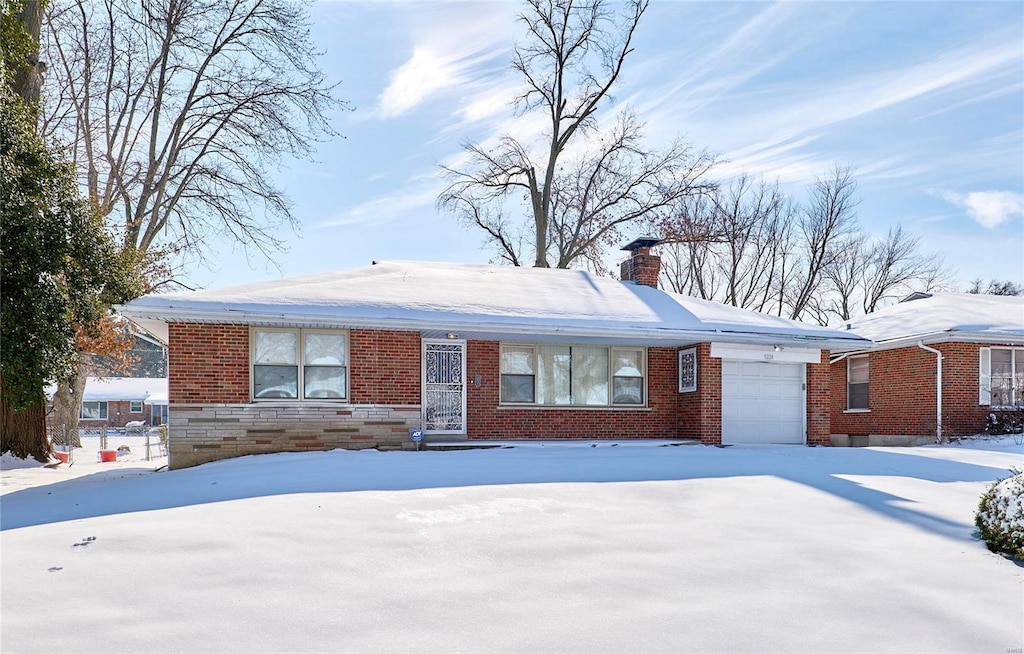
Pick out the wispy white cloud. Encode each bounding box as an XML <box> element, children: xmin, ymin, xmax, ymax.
<box><xmin>936</xmin><ymin>190</ymin><xmax>1024</xmax><ymax>229</ymax></box>
<box><xmin>372</xmin><ymin>7</ymin><xmax>514</xmax><ymax>120</ymax></box>
<box><xmin>317</xmin><ymin>177</ymin><xmax>441</xmax><ymax>228</ymax></box>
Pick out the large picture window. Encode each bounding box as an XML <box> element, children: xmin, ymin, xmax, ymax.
<box><xmin>81</xmin><ymin>401</ymin><xmax>108</xmax><ymax>420</ymax></box>
<box><xmin>499</xmin><ymin>344</ymin><xmax>645</xmax><ymax>406</ymax></box>
<box><xmin>847</xmin><ymin>355</ymin><xmax>869</xmax><ymax>410</ymax></box>
<box><xmin>252</xmin><ymin>329</ymin><xmax>347</xmax><ymax>400</ymax></box>
<box><xmin>981</xmin><ymin>347</ymin><xmax>1024</xmax><ymax>407</ymax></box>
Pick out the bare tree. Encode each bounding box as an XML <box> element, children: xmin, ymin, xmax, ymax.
<box><xmin>783</xmin><ymin>164</ymin><xmax>860</xmax><ymax>320</ymax></box>
<box><xmin>41</xmin><ymin>0</ymin><xmax>343</xmax><ymax>266</ymax></box>
<box><xmin>439</xmin><ymin>0</ymin><xmax>715</xmax><ymax>269</ymax></box>
<box><xmin>967</xmin><ymin>279</ymin><xmax>1023</xmax><ymax>295</ymax></box>
<box><xmin>39</xmin><ymin>0</ymin><xmax>344</xmax><ymax>441</ymax></box>
<box><xmin>660</xmin><ymin>175</ymin><xmax>792</xmax><ymax>312</ymax></box>
<box><xmin>660</xmin><ymin>165</ymin><xmax>950</xmax><ymax>324</ymax></box>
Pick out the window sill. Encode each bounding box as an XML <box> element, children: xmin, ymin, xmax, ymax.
<box><xmin>843</xmin><ymin>409</ymin><xmax>871</xmax><ymax>414</ymax></box>
<box><xmin>497</xmin><ymin>404</ymin><xmax>651</xmax><ymax>411</ymax></box>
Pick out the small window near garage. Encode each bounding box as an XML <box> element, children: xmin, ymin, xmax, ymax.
<box><xmin>252</xmin><ymin>328</ymin><xmax>347</xmax><ymax>401</ymax></box>
<box><xmin>81</xmin><ymin>401</ymin><xmax>108</xmax><ymax>420</ymax></box>
<box><xmin>130</xmin><ymin>400</ymin><xmax>143</xmax><ymax>413</ymax></box>
<box><xmin>678</xmin><ymin>348</ymin><xmax>697</xmax><ymax>393</ymax></box>
<box><xmin>848</xmin><ymin>355</ymin><xmax>869</xmax><ymax>410</ymax></box>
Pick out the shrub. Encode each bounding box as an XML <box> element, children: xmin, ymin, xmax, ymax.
<box><xmin>976</xmin><ymin>470</ymin><xmax>1024</xmax><ymax>560</ymax></box>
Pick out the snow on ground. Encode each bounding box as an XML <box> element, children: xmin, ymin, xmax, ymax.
<box><xmin>2</xmin><ymin>439</ymin><xmax>1022</xmax><ymax>653</ymax></box>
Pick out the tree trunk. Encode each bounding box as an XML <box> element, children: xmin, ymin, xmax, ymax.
<box><xmin>50</xmin><ymin>360</ymin><xmax>88</xmax><ymax>448</ymax></box>
<box><xmin>0</xmin><ymin>371</ymin><xmax>50</xmax><ymax>462</ymax></box>
<box><xmin>13</xmin><ymin>0</ymin><xmax>45</xmax><ymax>115</ymax></box>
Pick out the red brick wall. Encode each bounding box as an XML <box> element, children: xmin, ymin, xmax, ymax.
<box><xmin>830</xmin><ymin>342</ymin><xmax>1008</xmax><ymax>438</ymax></box>
<box><xmin>465</xmin><ymin>341</ymin><xmax>681</xmax><ymax>439</ymax></box>
<box><xmin>168</xmin><ymin>323</ymin><xmax>249</xmax><ymax>404</ymax></box>
<box><xmin>349</xmin><ymin>329</ymin><xmax>420</xmax><ymax>404</ymax></box>
<box><xmin>75</xmin><ymin>400</ymin><xmax>152</xmax><ymax>430</ymax></box>
<box><xmin>806</xmin><ymin>351</ymin><xmax>832</xmax><ymax>445</ymax></box>
<box><xmin>677</xmin><ymin>344</ymin><xmax>722</xmax><ymax>443</ymax></box>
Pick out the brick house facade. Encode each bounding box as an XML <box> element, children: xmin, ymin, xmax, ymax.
<box><xmin>829</xmin><ymin>293</ymin><xmax>1024</xmax><ymax>445</ymax></box>
<box><xmin>165</xmin><ymin>323</ymin><xmax>837</xmax><ymax>468</ymax></box>
<box><xmin>122</xmin><ymin>241</ymin><xmax>867</xmax><ymax>469</ymax></box>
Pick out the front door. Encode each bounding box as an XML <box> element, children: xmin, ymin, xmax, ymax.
<box><xmin>422</xmin><ymin>339</ymin><xmax>467</xmax><ymax>435</ymax></box>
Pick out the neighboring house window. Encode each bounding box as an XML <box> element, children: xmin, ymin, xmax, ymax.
<box><xmin>847</xmin><ymin>356</ymin><xmax>869</xmax><ymax>410</ymax></box>
<box><xmin>981</xmin><ymin>347</ymin><xmax>1024</xmax><ymax>407</ymax></box>
<box><xmin>130</xmin><ymin>400</ymin><xmax>143</xmax><ymax>413</ymax></box>
<box><xmin>252</xmin><ymin>329</ymin><xmax>347</xmax><ymax>400</ymax></box>
<box><xmin>678</xmin><ymin>348</ymin><xmax>697</xmax><ymax>393</ymax></box>
<box><xmin>498</xmin><ymin>345</ymin><xmax>645</xmax><ymax>406</ymax></box>
<box><xmin>81</xmin><ymin>401</ymin><xmax>108</xmax><ymax>420</ymax></box>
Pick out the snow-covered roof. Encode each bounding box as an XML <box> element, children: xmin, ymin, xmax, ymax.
<box><xmin>71</xmin><ymin>377</ymin><xmax>168</xmax><ymax>402</ymax></box>
<box><xmin>838</xmin><ymin>292</ymin><xmax>1024</xmax><ymax>348</ymax></box>
<box><xmin>119</xmin><ymin>261</ymin><xmax>869</xmax><ymax>350</ymax></box>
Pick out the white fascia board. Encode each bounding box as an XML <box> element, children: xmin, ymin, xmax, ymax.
<box><xmin>117</xmin><ymin>306</ymin><xmax>869</xmax><ymax>350</ymax></box>
<box><xmin>710</xmin><ymin>342</ymin><xmax>822</xmax><ymax>363</ymax></box>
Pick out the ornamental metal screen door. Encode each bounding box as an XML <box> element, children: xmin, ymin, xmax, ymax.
<box><xmin>422</xmin><ymin>340</ymin><xmax>467</xmax><ymax>435</ymax></box>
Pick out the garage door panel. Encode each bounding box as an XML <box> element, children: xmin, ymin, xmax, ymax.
<box><xmin>722</xmin><ymin>361</ymin><xmax>804</xmax><ymax>445</ymax></box>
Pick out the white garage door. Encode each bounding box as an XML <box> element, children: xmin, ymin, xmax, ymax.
<box><xmin>721</xmin><ymin>360</ymin><xmax>805</xmax><ymax>445</ymax></box>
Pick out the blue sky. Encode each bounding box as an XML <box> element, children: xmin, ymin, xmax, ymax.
<box><xmin>191</xmin><ymin>0</ymin><xmax>1024</xmax><ymax>290</ymax></box>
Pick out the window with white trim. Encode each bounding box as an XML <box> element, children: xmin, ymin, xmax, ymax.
<box><xmin>81</xmin><ymin>401</ymin><xmax>108</xmax><ymax>420</ymax></box>
<box><xmin>130</xmin><ymin>400</ymin><xmax>143</xmax><ymax>413</ymax></box>
<box><xmin>252</xmin><ymin>328</ymin><xmax>348</xmax><ymax>400</ymax></box>
<box><xmin>499</xmin><ymin>344</ymin><xmax>645</xmax><ymax>406</ymax></box>
<box><xmin>981</xmin><ymin>347</ymin><xmax>1024</xmax><ymax>407</ymax></box>
<box><xmin>847</xmin><ymin>355</ymin><xmax>869</xmax><ymax>410</ymax></box>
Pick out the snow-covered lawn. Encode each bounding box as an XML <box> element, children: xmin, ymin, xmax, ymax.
<box><xmin>2</xmin><ymin>439</ymin><xmax>1022</xmax><ymax>653</ymax></box>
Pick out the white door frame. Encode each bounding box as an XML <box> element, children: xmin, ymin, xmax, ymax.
<box><xmin>421</xmin><ymin>339</ymin><xmax>468</xmax><ymax>435</ymax></box>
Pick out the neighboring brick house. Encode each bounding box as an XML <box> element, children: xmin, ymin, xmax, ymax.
<box><xmin>119</xmin><ymin>239</ymin><xmax>869</xmax><ymax>469</ymax></box>
<box><xmin>73</xmin><ymin>377</ymin><xmax>169</xmax><ymax>430</ymax></box>
<box><xmin>830</xmin><ymin>292</ymin><xmax>1024</xmax><ymax>445</ymax></box>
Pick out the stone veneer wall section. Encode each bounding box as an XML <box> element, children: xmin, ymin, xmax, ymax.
<box><xmin>168</xmin><ymin>404</ymin><xmax>420</xmax><ymax>469</ymax></box>
<box><xmin>465</xmin><ymin>341</ymin><xmax>681</xmax><ymax>440</ymax></box>
<box><xmin>830</xmin><ymin>341</ymin><xmax>1009</xmax><ymax>439</ymax></box>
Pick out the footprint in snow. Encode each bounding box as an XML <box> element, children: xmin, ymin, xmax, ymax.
<box><xmin>48</xmin><ymin>567</ymin><xmax>63</xmax><ymax>572</ymax></box>
<box><xmin>72</xmin><ymin>536</ymin><xmax>96</xmax><ymax>547</ymax></box>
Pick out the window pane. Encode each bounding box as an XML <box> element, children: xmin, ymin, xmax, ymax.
<box><xmin>304</xmin><ymin>366</ymin><xmax>346</xmax><ymax>399</ymax></box>
<box><xmin>501</xmin><ymin>374</ymin><xmax>535</xmax><ymax>403</ymax></box>
<box><xmin>991</xmin><ymin>378</ymin><xmax>1013</xmax><ymax>407</ymax></box>
<box><xmin>613</xmin><ymin>377</ymin><xmax>643</xmax><ymax>404</ymax></box>
<box><xmin>538</xmin><ymin>345</ymin><xmax>571</xmax><ymax>404</ymax></box>
<box><xmin>255</xmin><ymin>331</ymin><xmax>297</xmax><ymax>365</ymax></box>
<box><xmin>254</xmin><ymin>365</ymin><xmax>298</xmax><ymax>398</ymax></box>
<box><xmin>130</xmin><ymin>401</ymin><xmax>143</xmax><ymax>413</ymax></box>
<box><xmin>501</xmin><ymin>346</ymin><xmax>535</xmax><ymax>374</ymax></box>
<box><xmin>613</xmin><ymin>350</ymin><xmax>643</xmax><ymax>377</ymax></box>
<box><xmin>571</xmin><ymin>346</ymin><xmax>608</xmax><ymax>406</ymax></box>
<box><xmin>305</xmin><ymin>333</ymin><xmax>346</xmax><ymax>365</ymax></box>
<box><xmin>849</xmin><ymin>357</ymin><xmax>869</xmax><ymax>383</ymax></box>
<box><xmin>81</xmin><ymin>401</ymin><xmax>105</xmax><ymax>419</ymax></box>
<box><xmin>849</xmin><ymin>382</ymin><xmax>869</xmax><ymax>410</ymax></box>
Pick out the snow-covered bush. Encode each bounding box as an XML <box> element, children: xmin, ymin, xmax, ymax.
<box><xmin>976</xmin><ymin>470</ymin><xmax>1024</xmax><ymax>560</ymax></box>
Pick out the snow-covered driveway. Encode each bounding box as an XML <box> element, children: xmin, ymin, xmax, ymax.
<box><xmin>2</xmin><ymin>440</ymin><xmax>1022</xmax><ymax>653</ymax></box>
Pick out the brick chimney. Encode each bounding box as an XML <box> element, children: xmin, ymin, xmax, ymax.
<box><xmin>619</xmin><ymin>237</ymin><xmax>663</xmax><ymax>288</ymax></box>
